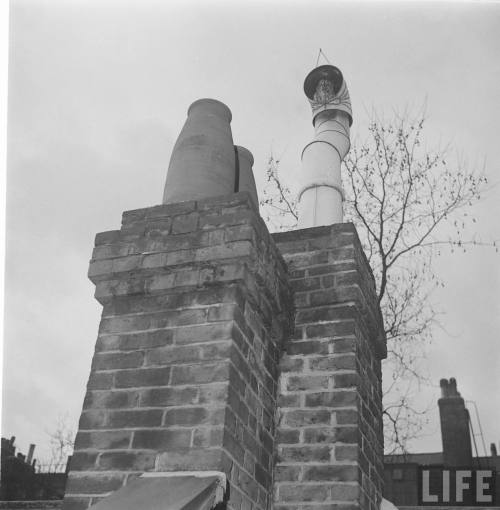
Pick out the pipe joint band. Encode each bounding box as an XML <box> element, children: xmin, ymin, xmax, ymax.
<box><xmin>301</xmin><ymin>139</ymin><xmax>343</xmax><ymax>161</ymax></box>
<box><xmin>298</xmin><ymin>182</ymin><xmax>345</xmax><ymax>202</ymax></box>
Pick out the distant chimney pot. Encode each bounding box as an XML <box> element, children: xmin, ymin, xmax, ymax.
<box><xmin>491</xmin><ymin>443</ymin><xmax>498</xmax><ymax>457</ymax></box>
<box><xmin>27</xmin><ymin>444</ymin><xmax>36</xmax><ymax>465</ymax></box>
<box><xmin>234</xmin><ymin>145</ymin><xmax>259</xmax><ymax>209</ymax></box>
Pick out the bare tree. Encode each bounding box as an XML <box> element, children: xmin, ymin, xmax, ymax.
<box><xmin>260</xmin><ymin>108</ymin><xmax>495</xmax><ymax>453</ymax></box>
<box><xmin>39</xmin><ymin>414</ymin><xmax>75</xmax><ymax>473</ymax></box>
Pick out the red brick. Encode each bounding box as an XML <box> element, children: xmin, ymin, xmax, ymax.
<box><xmin>304</xmin><ymin>427</ymin><xmax>337</xmax><ymax>444</ymax></box>
<box><xmin>201</xmin><ymin>341</ymin><xmax>232</xmax><ymax>360</ymax></box>
<box><xmin>144</xmin><ymin>345</ymin><xmax>201</xmax><ymax>365</ymax></box>
<box><xmin>280</xmin><ymin>356</ymin><xmax>304</xmax><ymax>372</ymax></box>
<box><xmin>98</xmin><ymin>330</ymin><xmax>174</xmax><ymax>351</ymax></box>
<box><xmin>132</xmin><ymin>429</ymin><xmax>191</xmax><ymax>449</ymax></box>
<box><xmin>335</xmin><ymin>444</ymin><xmax>358</xmax><ymax>461</ymax></box>
<box><xmin>286</xmin><ymin>375</ymin><xmax>329</xmax><ymax>391</ymax></box>
<box><xmin>207</xmin><ymin>303</ymin><xmax>239</xmax><ymax>322</ymax></box>
<box><xmin>139</xmin><ymin>386</ymin><xmax>198</xmax><ymax>407</ymax></box>
<box><xmin>107</xmin><ymin>409</ymin><xmax>163</xmax><ymax>428</ymax></box>
<box><xmin>237</xmin><ymin>468</ymin><xmax>259</xmax><ymax>501</ymax></box>
<box><xmin>92</xmin><ymin>351</ymin><xmax>144</xmax><ymax>370</ymax></box>
<box><xmin>199</xmin><ymin>211</ymin><xmax>250</xmax><ymax>230</ymax></box>
<box><xmin>302</xmin><ymin>465</ymin><xmax>358</xmax><ymax>482</ymax></box>
<box><xmin>255</xmin><ymin>463</ymin><xmax>271</xmax><ymax>489</ymax></box>
<box><xmin>68</xmin><ymin>452</ymin><xmax>98</xmax><ymax>471</ymax></box>
<box><xmin>174</xmin><ymin>323</ymin><xmax>233</xmax><ymax>345</ymax></box>
<box><xmin>336</xmin><ymin>409</ymin><xmax>358</xmax><ymax>425</ymax></box>
<box><xmin>164</xmin><ymin>407</ymin><xmax>213</xmax><ymax>426</ymax></box>
<box><xmin>337</xmin><ymin>427</ymin><xmax>359</xmax><ymax>443</ymax></box>
<box><xmin>78</xmin><ymin>410</ymin><xmax>107</xmax><ymax>430</ymax></box>
<box><xmin>277</xmin><ymin>393</ymin><xmax>300</xmax><ymax>408</ymax></box>
<box><xmin>227</xmin><ymin>484</ymin><xmax>243</xmax><ymax>510</ymax></box>
<box><xmin>274</xmin><ymin>465</ymin><xmax>301</xmax><ymax>482</ymax></box>
<box><xmin>114</xmin><ymin>367</ymin><xmax>170</xmax><ymax>388</ymax></box>
<box><xmin>279</xmin><ymin>445</ymin><xmax>330</xmax><ymax>463</ymax></box>
<box><xmin>74</xmin><ymin>430</ymin><xmax>131</xmax><ymax>450</ymax></box>
<box><xmin>95</xmin><ymin>230</ymin><xmax>121</xmax><ymax>246</ymax></box>
<box><xmin>309</xmin><ymin>355</ymin><xmax>356</xmax><ymax>371</ymax></box>
<box><xmin>192</xmin><ymin>427</ymin><xmax>224</xmax><ymax>447</ymax></box>
<box><xmin>286</xmin><ymin>340</ymin><xmax>328</xmax><ymax>356</ymax></box>
<box><xmin>277</xmin><ymin>429</ymin><xmax>300</xmax><ymax>444</ymax></box>
<box><xmin>309</xmin><ymin>287</ymin><xmax>358</xmax><ymax>306</ymax></box>
<box><xmin>225</xmin><ymin>224</ymin><xmax>255</xmax><ymax>243</ymax></box>
<box><xmin>334</xmin><ymin>373</ymin><xmax>359</xmax><ymax>388</ymax></box>
<box><xmin>223</xmin><ymin>431</ymin><xmax>246</xmax><ymax>464</ymax></box>
<box><xmin>278</xmin><ymin>484</ymin><xmax>329</xmax><ymax>502</ymax></box>
<box><xmin>83</xmin><ymin>390</ymin><xmax>139</xmax><ymax>410</ymax></box>
<box><xmin>145</xmin><ymin>201</ymin><xmax>196</xmax><ymax>219</ymax></box>
<box><xmin>98</xmin><ymin>451</ymin><xmax>156</xmax><ymax>470</ymax></box>
<box><xmin>172</xmin><ymin>213</ymin><xmax>199</xmax><ymax>233</ymax></box>
<box><xmin>305</xmin><ymin>322</ymin><xmax>355</xmax><ymax>339</ymax></box>
<box><xmin>87</xmin><ymin>372</ymin><xmax>113</xmax><ymax>390</ymax></box>
<box><xmin>283</xmin><ymin>410</ymin><xmax>331</xmax><ymax>427</ymax></box>
<box><xmin>156</xmin><ymin>447</ymin><xmax>222</xmax><ymax>470</ymax></box>
<box><xmin>305</xmin><ymin>391</ymin><xmax>357</xmax><ymax>408</ymax></box>
<box><xmin>170</xmin><ymin>362</ymin><xmax>229</xmax><ymax>385</ymax></box>
<box><xmin>330</xmin><ymin>483</ymin><xmax>360</xmax><ymax>501</ymax></box>
<box><xmin>291</xmin><ymin>278</ymin><xmax>321</xmax><ymax>292</ymax></box>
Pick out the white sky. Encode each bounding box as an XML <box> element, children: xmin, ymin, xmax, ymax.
<box><xmin>2</xmin><ymin>0</ymin><xmax>500</xmax><ymax>463</ymax></box>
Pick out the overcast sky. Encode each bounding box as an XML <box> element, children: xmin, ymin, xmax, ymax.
<box><xmin>2</xmin><ymin>0</ymin><xmax>500</xmax><ymax>463</ymax></box>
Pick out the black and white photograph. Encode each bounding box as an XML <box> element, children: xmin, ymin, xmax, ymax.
<box><xmin>1</xmin><ymin>1</ymin><xmax>499</xmax><ymax>509</ymax></box>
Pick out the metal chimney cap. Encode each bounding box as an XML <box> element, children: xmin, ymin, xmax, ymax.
<box><xmin>304</xmin><ymin>65</ymin><xmax>344</xmax><ymax>100</ymax></box>
<box><xmin>187</xmin><ymin>98</ymin><xmax>232</xmax><ymax>123</ymax></box>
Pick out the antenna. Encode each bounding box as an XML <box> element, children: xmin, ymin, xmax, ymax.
<box><xmin>466</xmin><ymin>400</ymin><xmax>488</xmax><ymax>458</ymax></box>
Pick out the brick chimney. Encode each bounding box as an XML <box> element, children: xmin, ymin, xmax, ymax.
<box><xmin>63</xmin><ymin>192</ymin><xmax>293</xmax><ymax>510</ymax></box>
<box><xmin>64</xmin><ymin>82</ymin><xmax>386</xmax><ymax>510</ymax></box>
<box><xmin>438</xmin><ymin>378</ymin><xmax>473</xmax><ymax>466</ymax></box>
<box><xmin>273</xmin><ymin>225</ymin><xmax>386</xmax><ymax>510</ymax></box>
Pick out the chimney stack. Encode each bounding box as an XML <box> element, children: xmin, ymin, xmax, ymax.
<box><xmin>297</xmin><ymin>65</ymin><xmax>352</xmax><ymax>228</ymax></box>
<box><xmin>26</xmin><ymin>444</ymin><xmax>36</xmax><ymax>465</ymax></box>
<box><xmin>438</xmin><ymin>378</ymin><xmax>473</xmax><ymax>466</ymax></box>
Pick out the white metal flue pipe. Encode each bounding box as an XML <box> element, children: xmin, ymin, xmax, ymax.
<box><xmin>297</xmin><ymin>65</ymin><xmax>353</xmax><ymax>228</ymax></box>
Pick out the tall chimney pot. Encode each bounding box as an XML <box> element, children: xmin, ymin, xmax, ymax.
<box><xmin>297</xmin><ymin>65</ymin><xmax>352</xmax><ymax>228</ymax></box>
<box><xmin>234</xmin><ymin>145</ymin><xmax>258</xmax><ymax>209</ymax></box>
<box><xmin>163</xmin><ymin>98</ymin><xmax>236</xmax><ymax>204</ymax></box>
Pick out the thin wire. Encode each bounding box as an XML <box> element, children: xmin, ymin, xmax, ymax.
<box><xmin>316</xmin><ymin>48</ymin><xmax>332</xmax><ymax>67</ymax></box>
<box><xmin>315</xmin><ymin>48</ymin><xmax>322</xmax><ymax>67</ymax></box>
